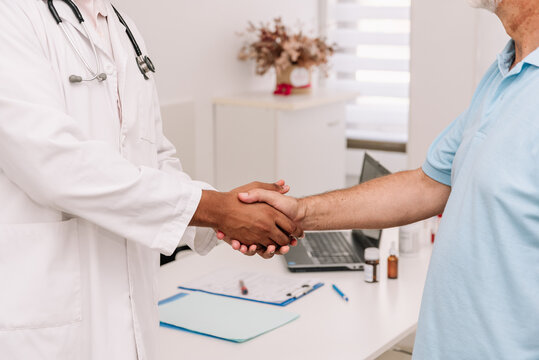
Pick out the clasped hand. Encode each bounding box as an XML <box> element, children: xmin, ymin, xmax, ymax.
<box><xmin>215</xmin><ymin>180</ymin><xmax>304</xmax><ymax>259</ymax></box>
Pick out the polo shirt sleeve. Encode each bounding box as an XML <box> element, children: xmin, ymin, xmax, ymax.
<box><xmin>422</xmin><ymin>111</ymin><xmax>468</xmax><ymax>186</ymax></box>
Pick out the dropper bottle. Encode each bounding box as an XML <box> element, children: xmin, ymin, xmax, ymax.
<box><xmin>387</xmin><ymin>242</ymin><xmax>398</xmax><ymax>279</ymax></box>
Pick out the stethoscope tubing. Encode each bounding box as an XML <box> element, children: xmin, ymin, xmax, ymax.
<box><xmin>111</xmin><ymin>6</ymin><xmax>142</xmax><ymax>57</ymax></box>
<box><xmin>60</xmin><ymin>21</ymin><xmax>104</xmax><ymax>81</ymax></box>
<box><xmin>47</xmin><ymin>0</ymin><xmax>155</xmax><ymax>82</ymax></box>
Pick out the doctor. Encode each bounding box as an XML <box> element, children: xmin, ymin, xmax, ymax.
<box><xmin>0</xmin><ymin>0</ymin><xmax>302</xmax><ymax>359</ymax></box>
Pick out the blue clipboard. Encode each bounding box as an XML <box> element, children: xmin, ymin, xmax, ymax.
<box><xmin>158</xmin><ymin>292</ymin><xmax>300</xmax><ymax>342</ymax></box>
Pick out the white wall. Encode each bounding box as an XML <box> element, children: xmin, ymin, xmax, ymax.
<box><xmin>160</xmin><ymin>99</ymin><xmax>196</xmax><ymax>175</ymax></box>
<box><xmin>114</xmin><ymin>0</ymin><xmax>318</xmax><ymax>183</ymax></box>
<box><xmin>407</xmin><ymin>2</ymin><xmax>509</xmax><ymax>169</ymax></box>
<box><xmin>474</xmin><ymin>11</ymin><xmax>508</xmax><ymax>83</ymax></box>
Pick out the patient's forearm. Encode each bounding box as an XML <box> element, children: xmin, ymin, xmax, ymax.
<box><xmin>299</xmin><ymin>169</ymin><xmax>450</xmax><ymax>231</ymax></box>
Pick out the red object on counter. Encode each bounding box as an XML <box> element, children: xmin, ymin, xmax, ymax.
<box><xmin>273</xmin><ymin>83</ymin><xmax>311</xmax><ymax>96</ymax></box>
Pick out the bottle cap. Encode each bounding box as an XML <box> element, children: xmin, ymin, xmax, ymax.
<box><xmin>364</xmin><ymin>247</ymin><xmax>379</xmax><ymax>261</ymax></box>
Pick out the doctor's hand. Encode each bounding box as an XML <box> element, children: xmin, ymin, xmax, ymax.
<box><xmin>190</xmin><ymin>186</ymin><xmax>303</xmax><ymax>251</ymax></box>
<box><xmin>216</xmin><ymin>231</ymin><xmax>298</xmax><ymax>259</ymax></box>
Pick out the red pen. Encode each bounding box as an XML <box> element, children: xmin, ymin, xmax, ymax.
<box><xmin>239</xmin><ymin>280</ymin><xmax>248</xmax><ymax>295</ymax></box>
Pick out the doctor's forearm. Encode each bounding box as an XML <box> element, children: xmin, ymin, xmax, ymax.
<box><xmin>299</xmin><ymin>169</ymin><xmax>450</xmax><ymax>230</ymax></box>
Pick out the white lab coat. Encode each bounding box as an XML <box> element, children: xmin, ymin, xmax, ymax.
<box><xmin>0</xmin><ymin>1</ymin><xmax>217</xmax><ymax>359</ymax></box>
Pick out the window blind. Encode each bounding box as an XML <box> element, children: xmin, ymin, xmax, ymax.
<box><xmin>323</xmin><ymin>0</ymin><xmax>410</xmax><ymax>144</ymax></box>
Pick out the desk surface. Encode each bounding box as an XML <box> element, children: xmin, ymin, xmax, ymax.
<box><xmin>158</xmin><ymin>229</ymin><xmax>432</xmax><ymax>360</ymax></box>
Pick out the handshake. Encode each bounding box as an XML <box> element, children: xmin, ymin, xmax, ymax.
<box><xmin>190</xmin><ymin>168</ymin><xmax>444</xmax><ymax>259</ymax></box>
<box><xmin>190</xmin><ymin>180</ymin><xmax>304</xmax><ymax>259</ymax></box>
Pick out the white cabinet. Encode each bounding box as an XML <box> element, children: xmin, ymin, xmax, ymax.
<box><xmin>213</xmin><ymin>90</ymin><xmax>356</xmax><ymax>197</ymax></box>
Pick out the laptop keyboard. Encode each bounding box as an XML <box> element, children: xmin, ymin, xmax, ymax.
<box><xmin>305</xmin><ymin>232</ymin><xmax>362</xmax><ymax>264</ymax></box>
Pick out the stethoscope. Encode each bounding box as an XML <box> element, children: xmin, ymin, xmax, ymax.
<box><xmin>47</xmin><ymin>0</ymin><xmax>155</xmax><ymax>83</ymax></box>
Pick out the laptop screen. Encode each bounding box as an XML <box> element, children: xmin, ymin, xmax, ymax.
<box><xmin>360</xmin><ymin>153</ymin><xmax>391</xmax><ymax>184</ymax></box>
<box><xmin>358</xmin><ymin>153</ymin><xmax>392</xmax><ymax>239</ymax></box>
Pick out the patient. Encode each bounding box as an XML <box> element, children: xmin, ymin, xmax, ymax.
<box><xmin>221</xmin><ymin>0</ymin><xmax>539</xmax><ymax>358</ymax></box>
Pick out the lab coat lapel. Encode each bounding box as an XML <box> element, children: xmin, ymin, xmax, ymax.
<box><xmin>54</xmin><ymin>0</ymin><xmax>112</xmax><ymax>60</ymax></box>
<box><xmin>106</xmin><ymin>3</ymin><xmax>131</xmax><ymax>126</ymax></box>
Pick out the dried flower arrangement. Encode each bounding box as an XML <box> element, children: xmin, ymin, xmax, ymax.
<box><xmin>238</xmin><ymin>18</ymin><xmax>336</xmax><ymax>94</ymax></box>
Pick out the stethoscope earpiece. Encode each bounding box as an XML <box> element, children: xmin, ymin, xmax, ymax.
<box><xmin>69</xmin><ymin>75</ymin><xmax>83</xmax><ymax>83</ymax></box>
<box><xmin>69</xmin><ymin>73</ymin><xmax>107</xmax><ymax>83</ymax></box>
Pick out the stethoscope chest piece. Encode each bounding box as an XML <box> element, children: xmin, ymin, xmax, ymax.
<box><xmin>136</xmin><ymin>55</ymin><xmax>156</xmax><ymax>80</ymax></box>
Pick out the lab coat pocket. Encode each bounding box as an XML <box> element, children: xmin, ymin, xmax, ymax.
<box><xmin>0</xmin><ymin>219</ymin><xmax>82</xmax><ymax>330</ymax></box>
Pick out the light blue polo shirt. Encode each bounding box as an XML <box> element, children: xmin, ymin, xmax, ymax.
<box><xmin>413</xmin><ymin>41</ymin><xmax>539</xmax><ymax>359</ymax></box>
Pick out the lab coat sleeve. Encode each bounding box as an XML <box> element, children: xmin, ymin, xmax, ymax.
<box><xmin>151</xmin><ymin>89</ymin><xmax>218</xmax><ymax>255</ymax></box>
<box><xmin>0</xmin><ymin>2</ymin><xmax>201</xmax><ymax>256</ymax></box>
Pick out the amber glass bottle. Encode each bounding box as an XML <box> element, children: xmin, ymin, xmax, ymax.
<box><xmin>387</xmin><ymin>242</ymin><xmax>398</xmax><ymax>279</ymax></box>
<box><xmin>364</xmin><ymin>248</ymin><xmax>380</xmax><ymax>283</ymax></box>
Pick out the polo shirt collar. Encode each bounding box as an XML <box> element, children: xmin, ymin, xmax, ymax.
<box><xmin>497</xmin><ymin>40</ymin><xmax>539</xmax><ymax>77</ymax></box>
<box><xmin>497</xmin><ymin>40</ymin><xmax>517</xmax><ymax>77</ymax></box>
<box><xmin>523</xmin><ymin>45</ymin><xmax>539</xmax><ymax>68</ymax></box>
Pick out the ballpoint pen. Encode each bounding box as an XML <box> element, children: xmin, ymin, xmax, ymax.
<box><xmin>239</xmin><ymin>280</ymin><xmax>248</xmax><ymax>295</ymax></box>
<box><xmin>332</xmin><ymin>284</ymin><xmax>349</xmax><ymax>302</ymax></box>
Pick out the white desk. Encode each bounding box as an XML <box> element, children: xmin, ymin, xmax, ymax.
<box><xmin>158</xmin><ymin>229</ymin><xmax>432</xmax><ymax>360</ymax></box>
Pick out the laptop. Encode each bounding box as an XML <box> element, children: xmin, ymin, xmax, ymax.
<box><xmin>285</xmin><ymin>153</ymin><xmax>392</xmax><ymax>272</ymax></box>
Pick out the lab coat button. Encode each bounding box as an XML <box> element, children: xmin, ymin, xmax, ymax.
<box><xmin>105</xmin><ymin>64</ymin><xmax>114</xmax><ymax>75</ymax></box>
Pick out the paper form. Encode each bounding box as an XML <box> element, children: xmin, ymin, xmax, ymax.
<box><xmin>180</xmin><ymin>268</ymin><xmax>322</xmax><ymax>305</ymax></box>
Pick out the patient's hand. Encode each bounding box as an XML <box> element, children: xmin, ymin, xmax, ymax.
<box><xmin>238</xmin><ymin>189</ymin><xmax>305</xmax><ymax>225</ymax></box>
